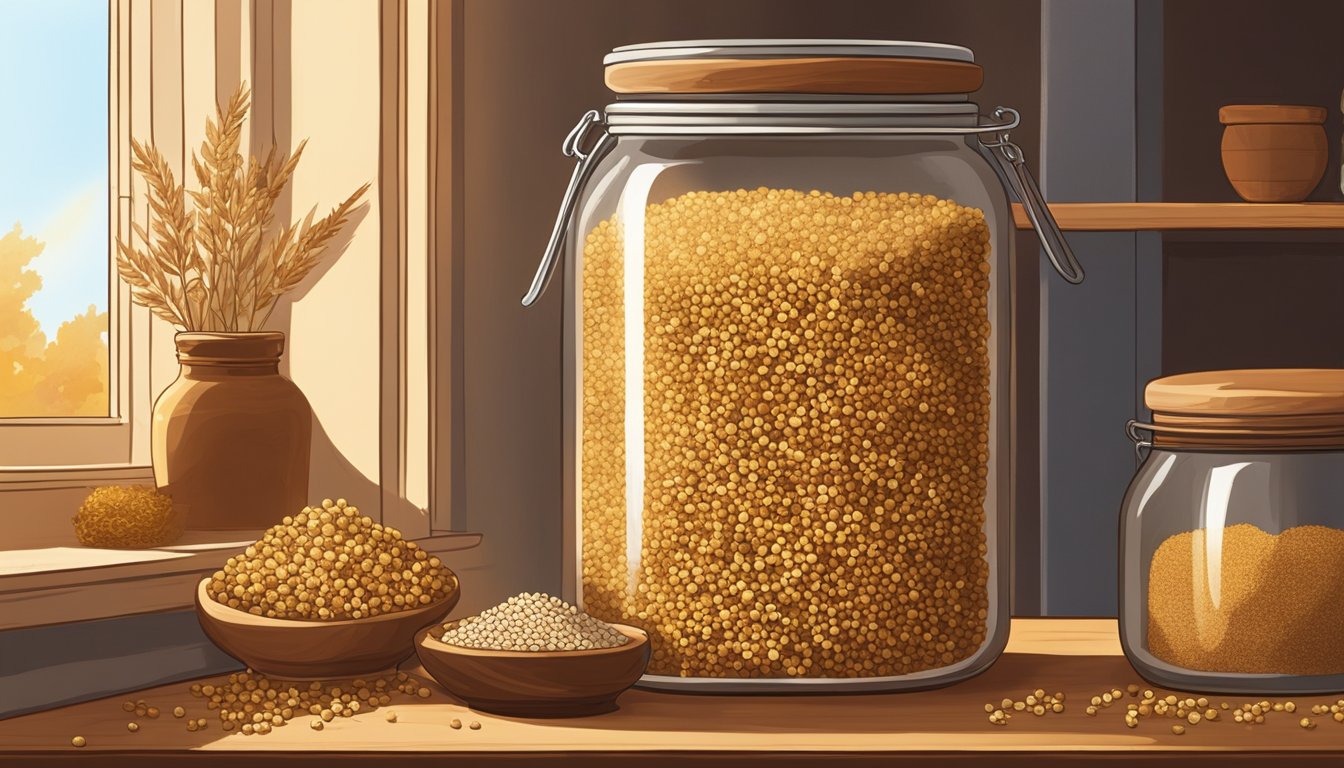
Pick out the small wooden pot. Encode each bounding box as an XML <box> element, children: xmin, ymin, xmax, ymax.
<box><xmin>1220</xmin><ymin>105</ymin><xmax>1327</xmax><ymax>203</ymax></box>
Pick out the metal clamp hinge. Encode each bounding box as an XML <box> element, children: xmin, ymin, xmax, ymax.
<box><xmin>522</xmin><ymin>110</ymin><xmax>615</xmax><ymax>307</ymax></box>
<box><xmin>1126</xmin><ymin>419</ymin><xmax>1155</xmax><ymax>459</ymax></box>
<box><xmin>979</xmin><ymin>107</ymin><xmax>1085</xmax><ymax>285</ymax></box>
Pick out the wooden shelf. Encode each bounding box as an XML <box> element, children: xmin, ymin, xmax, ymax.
<box><xmin>1011</xmin><ymin>202</ymin><xmax>1344</xmax><ymax>231</ymax></box>
<box><xmin>3</xmin><ymin>618</ymin><xmax>1343</xmax><ymax>766</ymax></box>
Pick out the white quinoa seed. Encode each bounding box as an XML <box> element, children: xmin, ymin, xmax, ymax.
<box><xmin>440</xmin><ymin>593</ymin><xmax>628</xmax><ymax>652</ymax></box>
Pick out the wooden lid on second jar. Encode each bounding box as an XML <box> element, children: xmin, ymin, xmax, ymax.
<box><xmin>1145</xmin><ymin>369</ymin><xmax>1344</xmax><ymax>450</ymax></box>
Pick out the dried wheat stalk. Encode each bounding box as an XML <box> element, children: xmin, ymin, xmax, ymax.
<box><xmin>116</xmin><ymin>82</ymin><xmax>369</xmax><ymax>332</ymax></box>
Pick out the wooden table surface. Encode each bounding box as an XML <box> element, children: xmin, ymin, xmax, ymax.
<box><xmin>3</xmin><ymin>618</ymin><xmax>1343</xmax><ymax>766</ymax></box>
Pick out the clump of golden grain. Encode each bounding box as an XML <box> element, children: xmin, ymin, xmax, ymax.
<box><xmin>115</xmin><ymin>82</ymin><xmax>368</xmax><ymax>332</ymax></box>
<box><xmin>73</xmin><ymin>485</ymin><xmax>181</xmax><ymax>548</ymax></box>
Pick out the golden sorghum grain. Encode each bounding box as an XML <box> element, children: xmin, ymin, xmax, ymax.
<box><xmin>71</xmin><ymin>736</ymin><xmax>86</xmax><ymax>748</ymax></box>
<box><xmin>450</xmin><ymin>718</ymin><xmax>462</xmax><ymax>730</ymax></box>
<box><xmin>580</xmin><ymin>188</ymin><xmax>993</xmax><ymax>679</ymax></box>
<box><xmin>984</xmin><ymin>688</ymin><xmax>1066</xmax><ymax>722</ymax></box>
<box><xmin>177</xmin><ymin>669</ymin><xmax>428</xmax><ymax>736</ymax></box>
<box><xmin>1148</xmin><ymin>524</ymin><xmax>1344</xmax><ymax>675</ymax></box>
<box><xmin>73</xmin><ymin>486</ymin><xmax>180</xmax><ymax>549</ymax></box>
<box><xmin>207</xmin><ymin>499</ymin><xmax>454</xmax><ymax>620</ymax></box>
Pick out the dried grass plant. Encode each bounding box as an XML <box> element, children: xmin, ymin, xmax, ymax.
<box><xmin>116</xmin><ymin>82</ymin><xmax>369</xmax><ymax>331</ymax></box>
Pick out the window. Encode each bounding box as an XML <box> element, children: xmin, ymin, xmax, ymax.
<box><xmin>0</xmin><ymin>0</ymin><xmax>110</xmax><ymax>419</ymax></box>
<box><xmin>0</xmin><ymin>0</ymin><xmax>146</xmax><ymax>470</ymax></box>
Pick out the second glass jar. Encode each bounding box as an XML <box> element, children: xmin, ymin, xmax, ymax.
<box><xmin>1121</xmin><ymin>369</ymin><xmax>1344</xmax><ymax>694</ymax></box>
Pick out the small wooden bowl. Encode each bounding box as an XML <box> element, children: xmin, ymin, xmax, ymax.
<box><xmin>1220</xmin><ymin>104</ymin><xmax>1327</xmax><ymax>202</ymax></box>
<box><xmin>415</xmin><ymin>623</ymin><xmax>650</xmax><ymax>717</ymax></box>
<box><xmin>195</xmin><ymin>575</ymin><xmax>459</xmax><ymax>679</ymax></box>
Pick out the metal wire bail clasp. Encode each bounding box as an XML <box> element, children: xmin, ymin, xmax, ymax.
<box><xmin>521</xmin><ymin>110</ymin><xmax>615</xmax><ymax>307</ymax></box>
<box><xmin>1126</xmin><ymin>419</ymin><xmax>1155</xmax><ymax>460</ymax></box>
<box><xmin>980</xmin><ymin>107</ymin><xmax>1085</xmax><ymax>285</ymax></box>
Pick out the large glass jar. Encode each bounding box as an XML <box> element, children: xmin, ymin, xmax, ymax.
<box><xmin>1121</xmin><ymin>369</ymin><xmax>1344</xmax><ymax>694</ymax></box>
<box><xmin>523</xmin><ymin>40</ymin><xmax>1084</xmax><ymax>692</ymax></box>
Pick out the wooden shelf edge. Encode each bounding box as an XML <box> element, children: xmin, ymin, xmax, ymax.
<box><xmin>6</xmin><ymin>620</ymin><xmax>1344</xmax><ymax>764</ymax></box>
<box><xmin>1011</xmin><ymin>202</ymin><xmax>1344</xmax><ymax>231</ymax></box>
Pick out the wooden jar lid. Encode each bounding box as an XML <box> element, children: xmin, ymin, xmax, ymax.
<box><xmin>604</xmin><ymin>39</ymin><xmax>984</xmax><ymax>96</ymax></box>
<box><xmin>1218</xmin><ymin>104</ymin><xmax>1327</xmax><ymax>125</ymax></box>
<box><xmin>1144</xmin><ymin>369</ymin><xmax>1344</xmax><ymax>450</ymax></box>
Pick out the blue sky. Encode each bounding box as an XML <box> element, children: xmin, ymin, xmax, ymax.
<box><xmin>0</xmin><ymin>0</ymin><xmax>108</xmax><ymax>338</ymax></box>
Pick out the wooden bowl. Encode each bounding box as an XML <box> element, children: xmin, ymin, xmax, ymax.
<box><xmin>195</xmin><ymin>575</ymin><xmax>459</xmax><ymax>679</ymax></box>
<box><xmin>1220</xmin><ymin>104</ymin><xmax>1327</xmax><ymax>202</ymax></box>
<box><xmin>415</xmin><ymin>623</ymin><xmax>650</xmax><ymax>717</ymax></box>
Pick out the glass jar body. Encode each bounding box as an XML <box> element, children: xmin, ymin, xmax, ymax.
<box><xmin>562</xmin><ymin>126</ymin><xmax>1013</xmax><ymax>692</ymax></box>
<box><xmin>1119</xmin><ymin>448</ymin><xmax>1344</xmax><ymax>694</ymax></box>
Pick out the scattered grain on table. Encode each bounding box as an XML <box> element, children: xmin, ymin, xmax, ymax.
<box><xmin>103</xmin><ymin>669</ymin><xmax>439</xmax><ymax>737</ymax></box>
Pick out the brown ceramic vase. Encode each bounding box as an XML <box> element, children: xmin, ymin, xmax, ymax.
<box><xmin>152</xmin><ymin>332</ymin><xmax>311</xmax><ymax>530</ymax></box>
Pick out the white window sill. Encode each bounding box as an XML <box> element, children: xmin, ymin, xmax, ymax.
<box><xmin>0</xmin><ymin>532</ymin><xmax>483</xmax><ymax>630</ymax></box>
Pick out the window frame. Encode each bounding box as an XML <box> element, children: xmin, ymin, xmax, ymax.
<box><xmin>0</xmin><ymin>0</ymin><xmax>151</xmax><ymax>471</ymax></box>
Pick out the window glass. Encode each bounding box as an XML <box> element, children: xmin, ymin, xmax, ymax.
<box><xmin>0</xmin><ymin>0</ymin><xmax>110</xmax><ymax>417</ymax></box>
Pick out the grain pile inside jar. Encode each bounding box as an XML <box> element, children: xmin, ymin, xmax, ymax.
<box><xmin>1147</xmin><ymin>523</ymin><xmax>1344</xmax><ymax>675</ymax></box>
<box><xmin>441</xmin><ymin>592</ymin><xmax>629</xmax><ymax>651</ymax></box>
<box><xmin>207</xmin><ymin>498</ymin><xmax>454</xmax><ymax>620</ymax></box>
<box><xmin>581</xmin><ymin>188</ymin><xmax>993</xmax><ymax>678</ymax></box>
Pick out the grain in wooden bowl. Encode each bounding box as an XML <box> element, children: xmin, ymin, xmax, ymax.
<box><xmin>195</xmin><ymin>499</ymin><xmax>460</xmax><ymax>678</ymax></box>
<box><xmin>415</xmin><ymin>595</ymin><xmax>650</xmax><ymax>717</ymax></box>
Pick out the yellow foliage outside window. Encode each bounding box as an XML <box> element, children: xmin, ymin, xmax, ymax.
<box><xmin>0</xmin><ymin>224</ymin><xmax>108</xmax><ymax>417</ymax></box>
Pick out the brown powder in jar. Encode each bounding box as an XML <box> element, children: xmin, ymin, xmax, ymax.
<box><xmin>580</xmin><ymin>188</ymin><xmax>994</xmax><ymax>679</ymax></box>
<box><xmin>1147</xmin><ymin>523</ymin><xmax>1344</xmax><ymax>675</ymax></box>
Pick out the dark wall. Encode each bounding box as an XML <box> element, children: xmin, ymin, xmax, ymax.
<box><xmin>1163</xmin><ymin>239</ymin><xmax>1344</xmax><ymax>374</ymax></box>
<box><xmin>456</xmin><ymin>0</ymin><xmax>1045</xmax><ymax>608</ymax></box>
<box><xmin>1162</xmin><ymin>0</ymin><xmax>1344</xmax><ymax>377</ymax></box>
<box><xmin>1164</xmin><ymin>0</ymin><xmax>1344</xmax><ymax>203</ymax></box>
